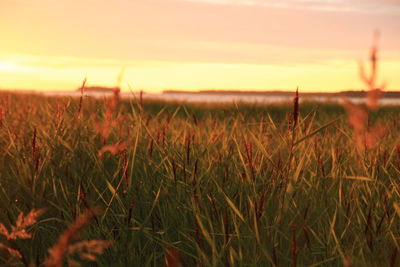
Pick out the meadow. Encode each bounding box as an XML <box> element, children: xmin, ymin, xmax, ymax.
<box><xmin>0</xmin><ymin>91</ymin><xmax>399</xmax><ymax>267</ymax></box>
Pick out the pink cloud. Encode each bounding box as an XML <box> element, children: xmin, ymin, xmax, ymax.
<box><xmin>182</xmin><ymin>0</ymin><xmax>400</xmax><ymax>14</ymax></box>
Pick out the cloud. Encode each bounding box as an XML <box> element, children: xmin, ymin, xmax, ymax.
<box><xmin>181</xmin><ymin>0</ymin><xmax>400</xmax><ymax>14</ymax></box>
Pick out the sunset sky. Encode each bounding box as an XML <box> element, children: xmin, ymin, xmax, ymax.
<box><xmin>1</xmin><ymin>0</ymin><xmax>399</xmax><ymax>92</ymax></box>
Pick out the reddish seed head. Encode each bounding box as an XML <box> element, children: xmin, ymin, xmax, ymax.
<box><xmin>292</xmin><ymin>87</ymin><xmax>299</xmax><ymax>131</ymax></box>
<box><xmin>164</xmin><ymin>247</ymin><xmax>183</xmax><ymax>267</ymax></box>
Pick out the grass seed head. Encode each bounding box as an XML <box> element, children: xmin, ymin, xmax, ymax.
<box><xmin>292</xmin><ymin>87</ymin><xmax>300</xmax><ymax>131</ymax></box>
<box><xmin>0</xmin><ymin>209</ymin><xmax>46</xmax><ymax>240</ymax></box>
<box><xmin>45</xmin><ymin>207</ymin><xmax>102</xmax><ymax>267</ymax></box>
<box><xmin>164</xmin><ymin>247</ymin><xmax>183</xmax><ymax>267</ymax></box>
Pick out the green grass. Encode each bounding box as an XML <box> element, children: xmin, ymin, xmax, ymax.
<box><xmin>0</xmin><ymin>92</ymin><xmax>399</xmax><ymax>266</ymax></box>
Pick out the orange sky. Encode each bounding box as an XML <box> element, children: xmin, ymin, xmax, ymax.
<box><xmin>0</xmin><ymin>0</ymin><xmax>399</xmax><ymax>92</ymax></box>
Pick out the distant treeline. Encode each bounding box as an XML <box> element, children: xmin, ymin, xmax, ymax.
<box><xmin>73</xmin><ymin>86</ymin><xmax>400</xmax><ymax>98</ymax></box>
<box><xmin>163</xmin><ymin>89</ymin><xmax>400</xmax><ymax>98</ymax></box>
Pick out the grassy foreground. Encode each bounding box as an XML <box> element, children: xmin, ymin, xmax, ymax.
<box><xmin>0</xmin><ymin>92</ymin><xmax>400</xmax><ymax>266</ymax></box>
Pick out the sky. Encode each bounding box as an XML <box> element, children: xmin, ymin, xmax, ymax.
<box><xmin>0</xmin><ymin>0</ymin><xmax>399</xmax><ymax>92</ymax></box>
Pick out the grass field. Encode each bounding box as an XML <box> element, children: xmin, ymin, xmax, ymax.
<box><xmin>0</xmin><ymin>92</ymin><xmax>400</xmax><ymax>266</ymax></box>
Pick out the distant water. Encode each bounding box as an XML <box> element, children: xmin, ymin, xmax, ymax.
<box><xmin>41</xmin><ymin>91</ymin><xmax>400</xmax><ymax>105</ymax></box>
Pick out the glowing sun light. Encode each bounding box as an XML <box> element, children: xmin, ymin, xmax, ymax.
<box><xmin>0</xmin><ymin>61</ymin><xmax>30</xmax><ymax>73</ymax></box>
